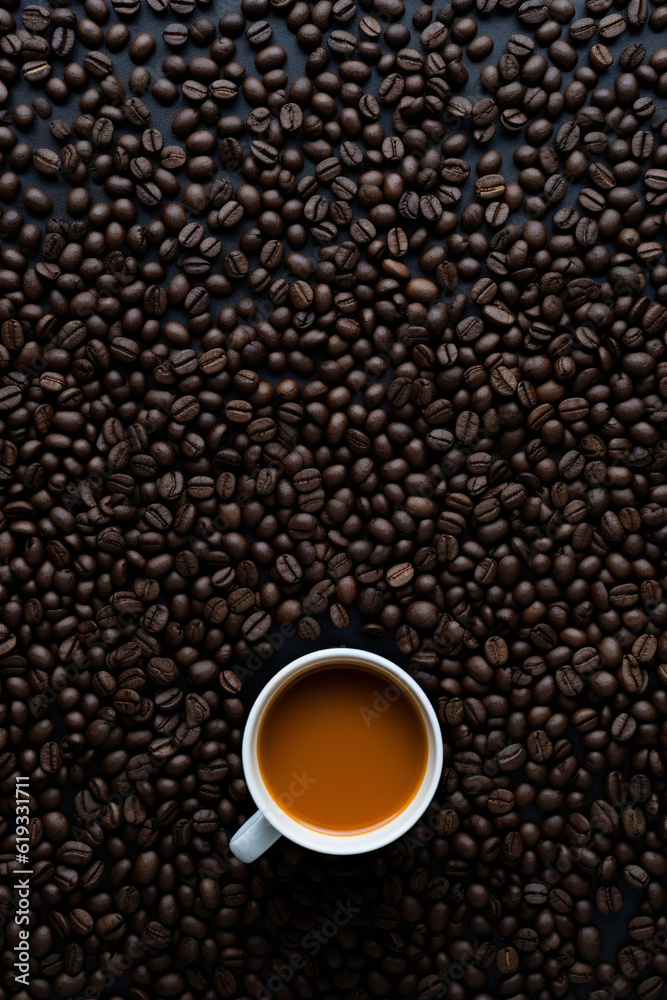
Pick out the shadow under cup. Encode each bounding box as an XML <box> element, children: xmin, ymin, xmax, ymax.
<box><xmin>257</xmin><ymin>661</ymin><xmax>429</xmax><ymax>836</ymax></box>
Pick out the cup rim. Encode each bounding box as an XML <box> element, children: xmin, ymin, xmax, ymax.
<box><xmin>241</xmin><ymin>647</ymin><xmax>443</xmax><ymax>855</ymax></box>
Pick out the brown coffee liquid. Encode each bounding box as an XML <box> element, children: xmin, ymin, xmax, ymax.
<box><xmin>257</xmin><ymin>665</ymin><xmax>428</xmax><ymax>834</ymax></box>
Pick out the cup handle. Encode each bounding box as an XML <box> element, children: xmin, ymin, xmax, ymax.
<box><xmin>230</xmin><ymin>809</ymin><xmax>281</xmax><ymax>862</ymax></box>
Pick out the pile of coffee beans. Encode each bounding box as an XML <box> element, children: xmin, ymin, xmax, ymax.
<box><xmin>1</xmin><ymin>0</ymin><xmax>667</xmax><ymax>997</ymax></box>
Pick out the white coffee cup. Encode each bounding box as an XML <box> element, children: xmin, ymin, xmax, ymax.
<box><xmin>230</xmin><ymin>647</ymin><xmax>443</xmax><ymax>862</ymax></box>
